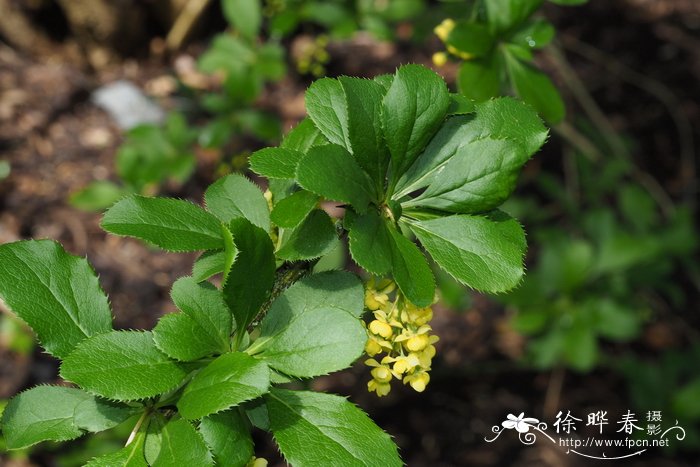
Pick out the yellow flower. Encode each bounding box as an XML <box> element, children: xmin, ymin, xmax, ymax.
<box><xmin>406</xmin><ymin>334</ymin><xmax>430</xmax><ymax>352</ymax></box>
<box><xmin>368</xmin><ymin>379</ymin><xmax>391</xmax><ymax>397</ymax></box>
<box><xmin>403</xmin><ymin>303</ymin><xmax>433</xmax><ymax>326</ymax></box>
<box><xmin>404</xmin><ymin>371</ymin><xmax>430</xmax><ymax>393</ymax></box>
<box><xmin>368</xmin><ymin>319</ymin><xmax>393</xmax><ymax>339</ymax></box>
<box><xmin>432</xmin><ymin>52</ymin><xmax>448</xmax><ymax>67</ymax></box>
<box><xmin>389</xmin><ymin>354</ymin><xmax>420</xmax><ymax>375</ymax></box>
<box><xmin>434</xmin><ymin>18</ymin><xmax>455</xmax><ymax>41</ymax></box>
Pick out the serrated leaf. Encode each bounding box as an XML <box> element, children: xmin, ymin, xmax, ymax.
<box><xmin>280</xmin><ymin>117</ymin><xmax>328</xmax><ymax>152</ymax></box>
<box><xmin>410</xmin><ymin>212</ymin><xmax>526</xmax><ymax>293</ymax></box>
<box><xmin>504</xmin><ymin>53</ymin><xmax>565</xmax><ymax>123</ymax></box>
<box><xmin>396</xmin><ymin>98</ymin><xmax>547</xmax><ymax>197</ymax></box>
<box><xmin>222</xmin><ymin>0</ymin><xmax>261</xmax><ymax>40</ymax></box>
<box><xmin>270</xmin><ymin>190</ymin><xmax>319</xmax><ymax>228</ymax></box>
<box><xmin>192</xmin><ymin>250</ymin><xmax>227</xmax><ymax>282</ymax></box>
<box><xmin>199</xmin><ymin>410</ymin><xmax>254</xmax><ymax>467</ymax></box>
<box><xmin>171</xmin><ymin>277</ymin><xmax>233</xmax><ymax>351</ymax></box>
<box><xmin>224</xmin><ymin>219</ymin><xmax>276</xmax><ymax>332</ymax></box>
<box><xmin>339</xmin><ymin>77</ymin><xmax>389</xmax><ymax>192</ymax></box>
<box><xmin>60</xmin><ymin>331</ymin><xmax>188</xmax><ymax>401</ymax></box>
<box><xmin>458</xmin><ymin>56</ymin><xmax>501</xmax><ymax>102</ymax></box>
<box><xmin>85</xmin><ymin>431</ymin><xmax>148</xmax><ymax>467</ymax></box>
<box><xmin>296</xmin><ymin>144</ymin><xmax>376</xmax><ymax>212</ymax></box>
<box><xmin>153</xmin><ymin>313</ymin><xmax>225</xmax><ymax>362</ymax></box>
<box><xmin>276</xmin><ymin>209</ymin><xmax>339</xmax><ymax>261</ymax></box>
<box><xmin>152</xmin><ymin>419</ymin><xmax>213</xmax><ymax>467</ymax></box>
<box><xmin>2</xmin><ymin>386</ymin><xmax>89</xmax><ymax>449</ymax></box>
<box><xmin>247</xmin><ymin>272</ymin><xmax>366</xmax><ymax>377</ymax></box>
<box><xmin>348</xmin><ymin>211</ymin><xmax>392</xmax><ymax>275</ymax></box>
<box><xmin>249</xmin><ymin>147</ymin><xmax>306</xmax><ymax>179</ymax></box>
<box><xmin>405</xmin><ymin>137</ymin><xmax>529</xmax><ymax>213</ymax></box>
<box><xmin>305</xmin><ymin>78</ymin><xmax>350</xmax><ymax>149</ymax></box>
<box><xmin>388</xmin><ymin>225</ymin><xmax>435</xmax><ymax>307</ymax></box>
<box><xmin>382</xmin><ymin>64</ymin><xmax>449</xmax><ymax>187</ymax></box>
<box><xmin>101</xmin><ymin>196</ymin><xmax>223</xmax><ymax>251</ymax></box>
<box><xmin>177</xmin><ymin>352</ymin><xmax>270</xmax><ymax>420</ymax></box>
<box><xmin>267</xmin><ymin>389</ymin><xmax>402</xmax><ymax>466</ymax></box>
<box><xmin>74</xmin><ymin>397</ymin><xmax>138</xmax><ymax>433</ymax></box>
<box><xmin>205</xmin><ymin>174</ymin><xmax>270</xmax><ymax>231</ymax></box>
<box><xmin>0</xmin><ymin>240</ymin><xmax>112</xmax><ymax>358</ymax></box>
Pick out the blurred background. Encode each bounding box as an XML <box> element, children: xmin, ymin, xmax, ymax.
<box><xmin>0</xmin><ymin>0</ymin><xmax>699</xmax><ymax>465</ymax></box>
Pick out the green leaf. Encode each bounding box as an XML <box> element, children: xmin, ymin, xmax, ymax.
<box><xmin>592</xmin><ymin>299</ymin><xmax>641</xmax><ymax>341</ymax></box>
<box><xmin>222</xmin><ymin>0</ymin><xmax>261</xmax><ymax>40</ymax></box>
<box><xmin>204</xmin><ymin>174</ymin><xmax>270</xmax><ymax>231</ymax></box>
<box><xmin>382</xmin><ymin>64</ymin><xmax>450</xmax><ymax>186</ymax></box>
<box><xmin>74</xmin><ymin>397</ymin><xmax>138</xmax><ymax>433</ymax></box>
<box><xmin>101</xmin><ymin>196</ymin><xmax>223</xmax><ymax>252</ymax></box>
<box><xmin>504</xmin><ymin>53</ymin><xmax>565</xmax><ymax>123</ymax></box>
<box><xmin>457</xmin><ymin>56</ymin><xmax>501</xmax><ymax>102</ymax></box>
<box><xmin>510</xmin><ymin>18</ymin><xmax>555</xmax><ymax>49</ymax></box>
<box><xmin>563</xmin><ymin>327</ymin><xmax>598</xmax><ymax>372</ymax></box>
<box><xmin>223</xmin><ymin>219</ymin><xmax>276</xmax><ymax>332</ymax></box>
<box><xmin>199</xmin><ymin>410</ymin><xmax>254</xmax><ymax>467</ymax></box>
<box><xmin>85</xmin><ymin>436</ymin><xmax>148</xmax><ymax>467</ymax></box>
<box><xmin>70</xmin><ymin>181</ymin><xmax>126</xmax><ymax>211</ymax></box>
<box><xmin>153</xmin><ymin>313</ymin><xmax>225</xmax><ymax>362</ymax></box>
<box><xmin>0</xmin><ymin>240</ymin><xmax>112</xmax><ymax>358</ymax></box>
<box><xmin>271</xmin><ymin>190</ymin><xmax>319</xmax><ymax>228</ymax></box>
<box><xmin>296</xmin><ymin>144</ymin><xmax>376</xmax><ymax>212</ymax></box>
<box><xmin>60</xmin><ymin>331</ymin><xmax>188</xmax><ymax>401</ymax></box>
<box><xmin>2</xmin><ymin>386</ymin><xmax>89</xmax><ymax>449</ymax></box>
<box><xmin>396</xmin><ymin>98</ymin><xmax>547</xmax><ymax>197</ymax></box>
<box><xmin>280</xmin><ymin>117</ymin><xmax>328</xmax><ymax>152</ymax></box>
<box><xmin>192</xmin><ymin>250</ymin><xmax>228</xmax><ymax>282</ymax></box>
<box><xmin>339</xmin><ymin>77</ymin><xmax>389</xmax><ymax>190</ymax></box>
<box><xmin>247</xmin><ymin>272</ymin><xmax>366</xmax><ymax>377</ymax></box>
<box><xmin>485</xmin><ymin>0</ymin><xmax>543</xmax><ymax>34</ymax></box>
<box><xmin>267</xmin><ymin>389</ymin><xmax>402</xmax><ymax>466</ymax></box>
<box><xmin>170</xmin><ymin>277</ymin><xmax>232</xmax><ymax>351</ymax></box>
<box><xmin>249</xmin><ymin>147</ymin><xmax>306</xmax><ymax>179</ymax></box>
<box><xmin>388</xmin><ymin>225</ymin><xmax>435</xmax><ymax>307</ymax></box>
<box><xmin>177</xmin><ymin>352</ymin><xmax>270</xmax><ymax>420</ymax></box>
<box><xmin>305</xmin><ymin>78</ymin><xmax>350</xmax><ymax>149</ymax></box>
<box><xmin>152</xmin><ymin>419</ymin><xmax>213</xmax><ymax>467</ymax></box>
<box><xmin>410</xmin><ymin>212</ymin><xmax>526</xmax><ymax>293</ymax></box>
<box><xmin>446</xmin><ymin>22</ymin><xmax>494</xmax><ymax>58</ymax></box>
<box><xmin>348</xmin><ymin>211</ymin><xmax>393</xmax><ymax>275</ymax></box>
<box><xmin>405</xmin><ymin>137</ymin><xmax>530</xmax><ymax>213</ymax></box>
<box><xmin>276</xmin><ymin>209</ymin><xmax>339</xmax><ymax>261</ymax></box>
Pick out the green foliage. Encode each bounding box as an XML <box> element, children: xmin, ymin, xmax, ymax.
<box><xmin>101</xmin><ymin>196</ymin><xmax>224</xmax><ymax>251</ymax></box>
<box><xmin>0</xmin><ymin>240</ymin><xmax>112</xmax><ymax>358</ymax></box>
<box><xmin>266</xmin><ymin>389</ymin><xmax>402</xmax><ymax>466</ymax></box>
<box><xmin>60</xmin><ymin>331</ymin><xmax>189</xmax><ymax>401</ymax></box>
<box><xmin>435</xmin><ymin>0</ymin><xmax>584</xmax><ymax>123</ymax></box>
<box><xmin>0</xmin><ymin>63</ymin><xmax>542</xmax><ymax>464</ymax></box>
<box><xmin>277</xmin><ymin>65</ymin><xmax>545</xmax><ymax>305</ymax></box>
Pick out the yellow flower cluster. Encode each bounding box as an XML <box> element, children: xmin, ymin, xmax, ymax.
<box><xmin>363</xmin><ymin>278</ymin><xmax>439</xmax><ymax>397</ymax></box>
<box><xmin>432</xmin><ymin>18</ymin><xmax>475</xmax><ymax>66</ymax></box>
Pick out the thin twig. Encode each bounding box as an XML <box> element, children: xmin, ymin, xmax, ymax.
<box><xmin>561</xmin><ymin>36</ymin><xmax>696</xmax><ymax>210</ymax></box>
<box><xmin>166</xmin><ymin>0</ymin><xmax>213</xmax><ymax>51</ymax></box>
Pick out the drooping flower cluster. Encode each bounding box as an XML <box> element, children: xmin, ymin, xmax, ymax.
<box><xmin>363</xmin><ymin>278</ymin><xmax>439</xmax><ymax>397</ymax></box>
